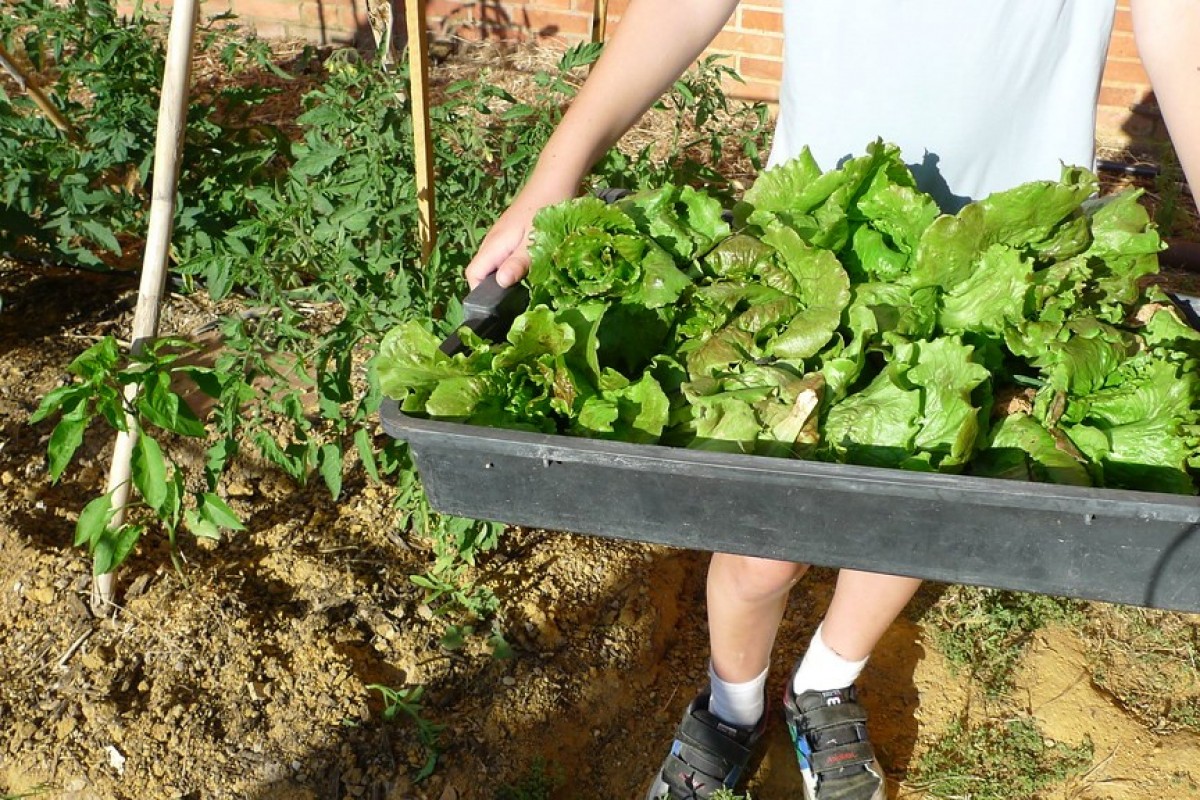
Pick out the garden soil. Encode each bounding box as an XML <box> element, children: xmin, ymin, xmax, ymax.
<box><xmin>4</xmin><ymin>39</ymin><xmax>1200</xmax><ymax>800</ymax></box>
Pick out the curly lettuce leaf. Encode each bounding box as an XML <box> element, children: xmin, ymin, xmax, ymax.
<box><xmin>823</xmin><ymin>364</ymin><xmax>923</xmax><ymax>468</ymax></box>
<box><xmin>938</xmin><ymin>244</ymin><xmax>1034</xmax><ymax>337</ymax></box>
<box><xmin>973</xmin><ymin>413</ymin><xmax>1093</xmax><ymax>486</ymax></box>
<box><xmin>907</xmin><ymin>337</ymin><xmax>992</xmax><ymax>468</ymax></box>
<box><xmin>760</xmin><ymin>225</ymin><xmax>851</xmax><ymax>359</ymax></box>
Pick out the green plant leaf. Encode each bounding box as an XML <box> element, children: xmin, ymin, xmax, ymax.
<box><xmin>111</xmin><ymin>524</ymin><xmax>143</xmax><ymax>573</ymax></box>
<box><xmin>183</xmin><ymin>507</ymin><xmax>221</xmax><ymax>541</ymax></box>
<box><xmin>79</xmin><ymin>219</ymin><xmax>121</xmax><ymax>253</ymax></box>
<box><xmin>440</xmin><ymin>625</ymin><xmax>468</xmax><ymax>651</ymax></box>
<box><xmin>92</xmin><ymin>522</ymin><xmax>143</xmax><ymax>576</ymax></box>
<box><xmin>131</xmin><ymin>434</ymin><xmax>168</xmax><ymax>514</ymax></box>
<box><xmin>198</xmin><ymin>492</ymin><xmax>245</xmax><ymax>531</ymax></box>
<box><xmin>75</xmin><ymin>491</ymin><xmax>115</xmax><ymax>548</ymax></box>
<box><xmin>354</xmin><ymin>427</ymin><xmax>379</xmax><ymax>483</ymax></box>
<box><xmin>30</xmin><ymin>384</ymin><xmax>85</xmax><ymax>424</ymax></box>
<box><xmin>47</xmin><ymin>402</ymin><xmax>91</xmax><ymax>482</ymax></box>
<box><xmin>319</xmin><ymin>443</ymin><xmax>343</xmax><ymax>499</ymax></box>
<box><xmin>138</xmin><ymin>373</ymin><xmax>206</xmax><ymax>437</ymax></box>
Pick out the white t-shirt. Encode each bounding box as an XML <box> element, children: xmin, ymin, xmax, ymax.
<box><xmin>768</xmin><ymin>0</ymin><xmax>1117</xmax><ymax>209</ymax></box>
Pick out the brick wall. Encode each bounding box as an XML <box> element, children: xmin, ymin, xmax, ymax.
<box><xmin>150</xmin><ymin>0</ymin><xmax>1166</xmax><ymax>154</ymax></box>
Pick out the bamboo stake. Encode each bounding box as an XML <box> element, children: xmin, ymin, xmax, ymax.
<box><xmin>94</xmin><ymin>0</ymin><xmax>199</xmax><ymax>613</ymax></box>
<box><xmin>0</xmin><ymin>43</ymin><xmax>78</xmax><ymax>140</ymax></box>
<box><xmin>591</xmin><ymin>0</ymin><xmax>609</xmax><ymax>44</ymax></box>
<box><xmin>404</xmin><ymin>0</ymin><xmax>436</xmax><ymax>263</ymax></box>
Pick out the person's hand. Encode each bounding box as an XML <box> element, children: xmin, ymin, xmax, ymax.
<box><xmin>464</xmin><ymin>183</ymin><xmax>574</xmax><ymax>289</ymax></box>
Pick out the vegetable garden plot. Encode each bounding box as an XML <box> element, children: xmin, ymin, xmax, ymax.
<box><xmin>380</xmin><ymin>142</ymin><xmax>1200</xmax><ymax>612</ymax></box>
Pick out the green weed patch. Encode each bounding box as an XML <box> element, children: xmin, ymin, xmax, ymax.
<box><xmin>914</xmin><ymin>715</ymin><xmax>1092</xmax><ymax>800</ymax></box>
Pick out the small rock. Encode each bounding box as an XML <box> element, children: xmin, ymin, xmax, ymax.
<box><xmin>28</xmin><ymin>586</ymin><xmax>54</xmax><ymax>604</ymax></box>
<box><xmin>501</xmin><ymin>676</ymin><xmax>516</xmax><ymax>687</ymax></box>
<box><xmin>106</xmin><ymin>745</ymin><xmax>126</xmax><ymax>775</ymax></box>
<box><xmin>125</xmin><ymin>574</ymin><xmax>152</xmax><ymax>599</ymax></box>
<box><xmin>227</xmin><ymin>481</ymin><xmax>254</xmax><ymax>497</ymax></box>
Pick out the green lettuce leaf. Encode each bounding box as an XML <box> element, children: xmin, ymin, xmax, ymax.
<box><xmin>938</xmin><ymin>244</ymin><xmax>1033</xmax><ymax>337</ymax></box>
<box><xmin>973</xmin><ymin>413</ymin><xmax>1092</xmax><ymax>486</ymax></box>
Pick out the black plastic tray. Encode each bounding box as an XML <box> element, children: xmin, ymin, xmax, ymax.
<box><xmin>381</xmin><ymin>284</ymin><xmax>1200</xmax><ymax>612</ymax></box>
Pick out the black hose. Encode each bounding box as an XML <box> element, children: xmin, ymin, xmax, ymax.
<box><xmin>1095</xmin><ymin>159</ymin><xmax>1160</xmax><ymax>179</ymax></box>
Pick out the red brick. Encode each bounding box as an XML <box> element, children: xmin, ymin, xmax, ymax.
<box><xmin>1098</xmin><ymin>84</ymin><xmax>1141</xmax><ymax>109</ymax></box>
<box><xmin>737</xmin><ymin>9</ymin><xmax>783</xmax><ymax>34</ymax></box>
<box><xmin>725</xmin><ymin>77</ymin><xmax>779</xmax><ymax>105</ymax></box>
<box><xmin>711</xmin><ymin>30</ymin><xmax>782</xmax><ymax>58</ymax></box>
<box><xmin>516</xmin><ymin>7</ymin><xmax>592</xmax><ymax>39</ymax></box>
<box><xmin>246</xmin><ymin>0</ymin><xmax>304</xmax><ymax>23</ymax></box>
<box><xmin>738</xmin><ymin>55</ymin><xmax>782</xmax><ymax>82</ymax></box>
<box><xmin>426</xmin><ymin>0</ymin><xmax>464</xmax><ymax>15</ymax></box>
<box><xmin>249</xmin><ymin>19</ymin><xmax>287</xmax><ymax>38</ymax></box>
<box><xmin>1114</xmin><ymin>8</ymin><xmax>1133</xmax><ymax>33</ymax></box>
<box><xmin>1106</xmin><ymin>31</ymin><xmax>1140</xmax><ymax>60</ymax></box>
<box><xmin>1102</xmin><ymin>58</ymin><xmax>1150</xmax><ymax>86</ymax></box>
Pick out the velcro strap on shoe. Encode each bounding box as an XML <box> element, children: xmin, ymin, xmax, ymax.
<box><xmin>796</xmin><ymin>701</ymin><xmax>869</xmax><ymax>732</ymax></box>
<box><xmin>659</xmin><ymin>752</ymin><xmax>735</xmax><ymax>799</ymax></box>
<box><xmin>810</xmin><ymin>740</ymin><xmax>877</xmax><ymax>774</ymax></box>
<box><xmin>675</xmin><ymin>714</ymin><xmax>754</xmax><ymax>773</ymax></box>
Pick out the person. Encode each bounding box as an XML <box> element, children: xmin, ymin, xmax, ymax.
<box><xmin>464</xmin><ymin>2</ymin><xmax>1200</xmax><ymax>798</ymax></box>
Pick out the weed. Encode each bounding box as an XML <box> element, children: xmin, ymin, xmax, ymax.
<box><xmin>913</xmin><ymin>715</ymin><xmax>1093</xmax><ymax>800</ymax></box>
<box><xmin>366</xmin><ymin>683</ymin><xmax>444</xmax><ymax>782</ymax></box>
<box><xmin>1154</xmin><ymin>143</ymin><xmax>1184</xmax><ymax>238</ymax></box>
<box><xmin>1082</xmin><ymin>604</ymin><xmax>1200</xmax><ymax>733</ymax></box>
<box><xmin>496</xmin><ymin>758</ymin><xmax>563</xmax><ymax>800</ymax></box>
<box><xmin>0</xmin><ymin>786</ymin><xmax>53</xmax><ymax>800</ymax></box>
<box><xmin>925</xmin><ymin>587</ymin><xmax>1084</xmax><ymax>694</ymax></box>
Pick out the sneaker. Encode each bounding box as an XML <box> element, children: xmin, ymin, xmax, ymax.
<box><xmin>645</xmin><ymin>690</ymin><xmax>766</xmax><ymax>799</ymax></box>
<box><xmin>783</xmin><ymin>681</ymin><xmax>886</xmax><ymax>800</ymax></box>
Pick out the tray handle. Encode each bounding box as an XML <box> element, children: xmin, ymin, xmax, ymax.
<box><xmin>440</xmin><ymin>274</ymin><xmax>531</xmax><ymax>355</ymax></box>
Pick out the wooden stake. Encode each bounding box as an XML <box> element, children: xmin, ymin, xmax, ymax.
<box><xmin>591</xmin><ymin>0</ymin><xmax>609</xmax><ymax>44</ymax></box>
<box><xmin>404</xmin><ymin>0</ymin><xmax>436</xmax><ymax>263</ymax></box>
<box><xmin>0</xmin><ymin>43</ymin><xmax>78</xmax><ymax>140</ymax></box>
<box><xmin>94</xmin><ymin>0</ymin><xmax>199</xmax><ymax>613</ymax></box>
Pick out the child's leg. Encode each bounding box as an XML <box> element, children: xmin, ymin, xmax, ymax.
<box><xmin>782</xmin><ymin>570</ymin><xmax>918</xmax><ymax>800</ymax></box>
<box><xmin>707</xmin><ymin>552</ymin><xmax>808</xmax><ymax>682</ymax></box>
<box><xmin>789</xmin><ymin>569</ymin><xmax>920</xmax><ymax>693</ymax></box>
<box><xmin>820</xmin><ymin>569</ymin><xmax>921</xmax><ymax>661</ymax></box>
<box><xmin>644</xmin><ymin>553</ymin><xmax>803</xmax><ymax>798</ymax></box>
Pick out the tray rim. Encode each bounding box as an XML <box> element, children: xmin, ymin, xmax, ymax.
<box><xmin>381</xmin><ymin>398</ymin><xmax>1200</xmax><ymax>525</ymax></box>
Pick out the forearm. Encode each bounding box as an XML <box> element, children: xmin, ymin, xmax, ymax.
<box><xmin>525</xmin><ymin>0</ymin><xmax>740</xmax><ymax>196</ymax></box>
<box><xmin>1132</xmin><ymin>0</ymin><xmax>1200</xmax><ymax>205</ymax></box>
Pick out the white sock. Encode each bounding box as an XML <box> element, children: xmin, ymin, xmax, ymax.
<box><xmin>708</xmin><ymin>661</ymin><xmax>768</xmax><ymax>728</ymax></box>
<box><xmin>791</xmin><ymin>623</ymin><xmax>869</xmax><ymax>694</ymax></box>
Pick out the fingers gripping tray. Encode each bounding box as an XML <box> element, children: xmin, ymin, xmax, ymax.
<box><xmin>381</xmin><ymin>283</ymin><xmax>1200</xmax><ymax>613</ymax></box>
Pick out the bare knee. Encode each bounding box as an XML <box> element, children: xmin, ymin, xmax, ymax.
<box><xmin>709</xmin><ymin>553</ymin><xmax>808</xmax><ymax>605</ymax></box>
